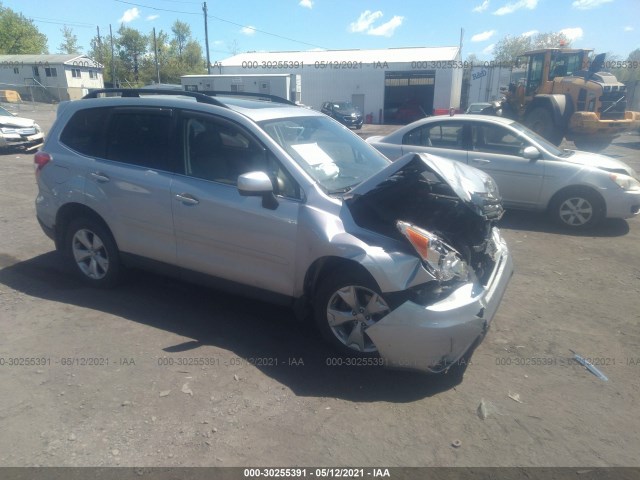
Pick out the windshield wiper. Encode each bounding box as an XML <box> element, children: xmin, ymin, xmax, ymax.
<box><xmin>559</xmin><ymin>149</ymin><xmax>575</xmax><ymax>157</ymax></box>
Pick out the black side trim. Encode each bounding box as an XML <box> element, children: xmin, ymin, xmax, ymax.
<box><xmin>119</xmin><ymin>253</ymin><xmax>296</xmax><ymax>309</ymax></box>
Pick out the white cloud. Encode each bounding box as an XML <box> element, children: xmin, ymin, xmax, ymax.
<box><xmin>473</xmin><ymin>0</ymin><xmax>490</xmax><ymax>12</ymax></box>
<box><xmin>471</xmin><ymin>30</ymin><xmax>496</xmax><ymax>42</ymax></box>
<box><xmin>624</xmin><ymin>26</ymin><xmax>633</xmax><ymax>32</ymax></box>
<box><xmin>572</xmin><ymin>0</ymin><xmax>613</xmax><ymax>9</ymax></box>
<box><xmin>560</xmin><ymin>27</ymin><xmax>584</xmax><ymax>41</ymax></box>
<box><xmin>349</xmin><ymin>10</ymin><xmax>383</xmax><ymax>33</ymax></box>
<box><xmin>521</xmin><ymin>29</ymin><xmax>538</xmax><ymax>37</ymax></box>
<box><xmin>367</xmin><ymin>16</ymin><xmax>404</xmax><ymax>37</ymax></box>
<box><xmin>482</xmin><ymin>43</ymin><xmax>496</xmax><ymax>55</ymax></box>
<box><xmin>240</xmin><ymin>25</ymin><xmax>256</xmax><ymax>36</ymax></box>
<box><xmin>118</xmin><ymin>7</ymin><xmax>140</xmax><ymax>23</ymax></box>
<box><xmin>299</xmin><ymin>0</ymin><xmax>313</xmax><ymax>8</ymax></box>
<box><xmin>146</xmin><ymin>14</ymin><xmax>159</xmax><ymax>21</ymax></box>
<box><xmin>493</xmin><ymin>0</ymin><xmax>538</xmax><ymax>15</ymax></box>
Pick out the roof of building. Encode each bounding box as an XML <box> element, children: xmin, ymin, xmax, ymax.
<box><xmin>0</xmin><ymin>54</ymin><xmax>103</xmax><ymax>68</ymax></box>
<box><xmin>220</xmin><ymin>46</ymin><xmax>460</xmax><ymax>66</ymax></box>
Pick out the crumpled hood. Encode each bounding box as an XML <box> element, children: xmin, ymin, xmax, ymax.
<box><xmin>349</xmin><ymin>152</ymin><xmax>503</xmax><ymax>219</ymax></box>
<box><xmin>564</xmin><ymin>151</ymin><xmax>638</xmax><ymax>179</ymax></box>
<box><xmin>0</xmin><ymin>116</ymin><xmax>36</xmax><ymax>129</ymax></box>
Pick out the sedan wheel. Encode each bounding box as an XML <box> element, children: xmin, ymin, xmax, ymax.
<box><xmin>315</xmin><ymin>270</ymin><xmax>390</xmax><ymax>355</ymax></box>
<box><xmin>64</xmin><ymin>217</ymin><xmax>121</xmax><ymax>287</ymax></box>
<box><xmin>551</xmin><ymin>189</ymin><xmax>604</xmax><ymax>229</ymax></box>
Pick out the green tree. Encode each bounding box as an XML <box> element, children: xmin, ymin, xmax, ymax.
<box><xmin>88</xmin><ymin>31</ymin><xmax>112</xmax><ymax>83</ymax></box>
<box><xmin>58</xmin><ymin>25</ymin><xmax>82</xmax><ymax>54</ymax></box>
<box><xmin>116</xmin><ymin>25</ymin><xmax>147</xmax><ymax>84</ymax></box>
<box><xmin>0</xmin><ymin>3</ymin><xmax>48</xmax><ymax>54</ymax></box>
<box><xmin>171</xmin><ymin>20</ymin><xmax>190</xmax><ymax>57</ymax></box>
<box><xmin>493</xmin><ymin>32</ymin><xmax>571</xmax><ymax>65</ymax></box>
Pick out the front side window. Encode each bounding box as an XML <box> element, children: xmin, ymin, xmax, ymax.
<box><xmin>259</xmin><ymin>116</ymin><xmax>388</xmax><ymax>194</ymax></box>
<box><xmin>181</xmin><ymin>114</ymin><xmax>299</xmax><ymax>197</ymax></box>
<box><xmin>471</xmin><ymin>123</ymin><xmax>527</xmax><ymax>156</ymax></box>
<box><xmin>526</xmin><ymin>54</ymin><xmax>545</xmax><ymax>96</ymax></box>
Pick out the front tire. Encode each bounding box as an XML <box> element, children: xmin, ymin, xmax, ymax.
<box><xmin>63</xmin><ymin>217</ymin><xmax>121</xmax><ymax>287</ymax></box>
<box><xmin>549</xmin><ymin>188</ymin><xmax>605</xmax><ymax>229</ymax></box>
<box><xmin>525</xmin><ymin>107</ymin><xmax>563</xmax><ymax>146</ymax></box>
<box><xmin>314</xmin><ymin>269</ymin><xmax>390</xmax><ymax>356</ymax></box>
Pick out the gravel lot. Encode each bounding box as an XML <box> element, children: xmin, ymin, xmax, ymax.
<box><xmin>1</xmin><ymin>102</ymin><xmax>639</xmax><ymax>468</ymax></box>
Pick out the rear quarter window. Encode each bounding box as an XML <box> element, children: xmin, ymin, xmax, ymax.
<box><xmin>59</xmin><ymin>107</ymin><xmax>110</xmax><ymax>157</ymax></box>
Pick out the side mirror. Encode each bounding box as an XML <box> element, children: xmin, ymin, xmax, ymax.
<box><xmin>237</xmin><ymin>171</ymin><xmax>278</xmax><ymax>209</ymax></box>
<box><xmin>522</xmin><ymin>146</ymin><xmax>540</xmax><ymax>160</ymax></box>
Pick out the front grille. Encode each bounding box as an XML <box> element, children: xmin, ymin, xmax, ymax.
<box><xmin>599</xmin><ymin>92</ymin><xmax>626</xmax><ymax>120</ymax></box>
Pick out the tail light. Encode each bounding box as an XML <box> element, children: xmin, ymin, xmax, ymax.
<box><xmin>34</xmin><ymin>151</ymin><xmax>52</xmax><ymax>177</ymax></box>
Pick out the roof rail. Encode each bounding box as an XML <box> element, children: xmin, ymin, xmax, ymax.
<box><xmin>82</xmin><ymin>88</ymin><xmax>228</xmax><ymax>108</ymax></box>
<box><xmin>199</xmin><ymin>90</ymin><xmax>296</xmax><ymax>105</ymax></box>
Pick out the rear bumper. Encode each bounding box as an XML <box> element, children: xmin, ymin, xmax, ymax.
<box><xmin>367</xmin><ymin>228</ymin><xmax>513</xmax><ymax>373</ymax></box>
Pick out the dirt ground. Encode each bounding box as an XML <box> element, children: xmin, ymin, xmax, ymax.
<box><xmin>1</xmin><ymin>102</ymin><xmax>639</xmax><ymax>468</ymax></box>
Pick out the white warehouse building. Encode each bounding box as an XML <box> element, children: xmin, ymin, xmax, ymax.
<box><xmin>207</xmin><ymin>47</ymin><xmax>463</xmax><ymax>124</ymax></box>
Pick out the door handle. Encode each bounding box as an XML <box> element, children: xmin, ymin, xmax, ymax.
<box><xmin>471</xmin><ymin>158</ymin><xmax>491</xmax><ymax>164</ymax></box>
<box><xmin>90</xmin><ymin>172</ymin><xmax>110</xmax><ymax>182</ymax></box>
<box><xmin>175</xmin><ymin>193</ymin><xmax>200</xmax><ymax>205</ymax></box>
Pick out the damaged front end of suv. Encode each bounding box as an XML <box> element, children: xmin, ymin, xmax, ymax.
<box><xmin>331</xmin><ymin>153</ymin><xmax>513</xmax><ymax>373</ymax></box>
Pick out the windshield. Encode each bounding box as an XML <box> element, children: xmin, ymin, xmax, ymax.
<box><xmin>334</xmin><ymin>102</ymin><xmax>356</xmax><ymax>113</ymax></box>
<box><xmin>0</xmin><ymin>107</ymin><xmax>14</xmax><ymax>117</ymax></box>
<box><xmin>508</xmin><ymin>121</ymin><xmax>565</xmax><ymax>156</ymax></box>
<box><xmin>259</xmin><ymin>116</ymin><xmax>390</xmax><ymax>194</ymax></box>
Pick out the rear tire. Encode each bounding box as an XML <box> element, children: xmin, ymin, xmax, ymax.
<box><xmin>63</xmin><ymin>217</ymin><xmax>121</xmax><ymax>287</ymax></box>
<box><xmin>525</xmin><ymin>107</ymin><xmax>563</xmax><ymax>146</ymax></box>
<box><xmin>549</xmin><ymin>188</ymin><xmax>605</xmax><ymax>230</ymax></box>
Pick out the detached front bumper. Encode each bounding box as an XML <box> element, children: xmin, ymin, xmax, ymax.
<box><xmin>367</xmin><ymin>228</ymin><xmax>513</xmax><ymax>373</ymax></box>
<box><xmin>0</xmin><ymin>131</ymin><xmax>44</xmax><ymax>151</ymax></box>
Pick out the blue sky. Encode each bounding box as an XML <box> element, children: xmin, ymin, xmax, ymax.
<box><xmin>3</xmin><ymin>0</ymin><xmax>639</xmax><ymax>61</ymax></box>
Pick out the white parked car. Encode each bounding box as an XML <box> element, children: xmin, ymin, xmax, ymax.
<box><xmin>0</xmin><ymin>106</ymin><xmax>44</xmax><ymax>151</ymax></box>
<box><xmin>367</xmin><ymin>115</ymin><xmax>640</xmax><ymax>229</ymax></box>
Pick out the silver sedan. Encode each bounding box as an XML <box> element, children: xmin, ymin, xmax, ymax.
<box><xmin>367</xmin><ymin>115</ymin><xmax>640</xmax><ymax>229</ymax></box>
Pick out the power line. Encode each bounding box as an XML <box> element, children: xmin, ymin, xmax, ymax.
<box><xmin>113</xmin><ymin>0</ymin><xmax>327</xmax><ymax>50</ymax></box>
<box><xmin>29</xmin><ymin>17</ymin><xmax>95</xmax><ymax>28</ymax></box>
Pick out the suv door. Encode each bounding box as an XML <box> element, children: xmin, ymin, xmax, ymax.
<box><xmin>61</xmin><ymin>106</ymin><xmax>178</xmax><ymax>263</ymax></box>
<box><xmin>467</xmin><ymin>121</ymin><xmax>544</xmax><ymax>208</ymax></box>
<box><xmin>171</xmin><ymin>111</ymin><xmax>301</xmax><ymax>297</ymax></box>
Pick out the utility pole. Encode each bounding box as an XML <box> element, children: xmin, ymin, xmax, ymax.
<box><xmin>109</xmin><ymin>24</ymin><xmax>116</xmax><ymax>87</ymax></box>
<box><xmin>153</xmin><ymin>27</ymin><xmax>160</xmax><ymax>84</ymax></box>
<box><xmin>203</xmin><ymin>2</ymin><xmax>211</xmax><ymax>74</ymax></box>
<box><xmin>96</xmin><ymin>26</ymin><xmax>103</xmax><ymax>68</ymax></box>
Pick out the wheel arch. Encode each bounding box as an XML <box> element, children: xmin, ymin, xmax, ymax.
<box><xmin>525</xmin><ymin>94</ymin><xmax>574</xmax><ymax>130</ymax></box>
<box><xmin>546</xmin><ymin>184</ymin><xmax>607</xmax><ymax>216</ymax></box>
<box><xmin>293</xmin><ymin>256</ymin><xmax>381</xmax><ymax>322</ymax></box>
<box><xmin>54</xmin><ymin>203</ymin><xmax>117</xmax><ymax>251</ymax></box>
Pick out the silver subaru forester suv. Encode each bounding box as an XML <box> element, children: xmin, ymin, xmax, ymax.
<box><xmin>35</xmin><ymin>89</ymin><xmax>513</xmax><ymax>374</ymax></box>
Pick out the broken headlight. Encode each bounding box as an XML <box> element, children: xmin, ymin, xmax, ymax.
<box><xmin>397</xmin><ymin>221</ymin><xmax>469</xmax><ymax>282</ymax></box>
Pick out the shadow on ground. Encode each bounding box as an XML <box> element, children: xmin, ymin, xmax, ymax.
<box><xmin>498</xmin><ymin>210</ymin><xmax>630</xmax><ymax>237</ymax></box>
<box><xmin>0</xmin><ymin>252</ymin><xmax>467</xmax><ymax>403</ymax></box>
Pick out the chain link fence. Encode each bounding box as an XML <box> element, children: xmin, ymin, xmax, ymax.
<box><xmin>1</xmin><ymin>80</ymin><xmax>91</xmax><ymax>104</ymax></box>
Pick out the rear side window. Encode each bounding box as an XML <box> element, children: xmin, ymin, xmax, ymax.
<box><xmin>60</xmin><ymin>107</ymin><xmax>173</xmax><ymax>171</ymax></box>
<box><xmin>60</xmin><ymin>107</ymin><xmax>109</xmax><ymax>157</ymax></box>
<box><xmin>105</xmin><ymin>110</ymin><xmax>172</xmax><ymax>170</ymax></box>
